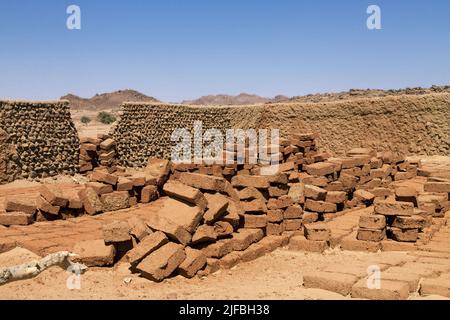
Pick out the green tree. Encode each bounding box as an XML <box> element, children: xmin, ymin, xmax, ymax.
<box><xmin>80</xmin><ymin>116</ymin><xmax>91</xmax><ymax>125</ymax></box>
<box><xmin>97</xmin><ymin>111</ymin><xmax>117</xmax><ymax>124</ymax></box>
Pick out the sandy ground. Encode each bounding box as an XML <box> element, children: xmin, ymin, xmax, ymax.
<box><xmin>71</xmin><ymin>109</ymin><xmax>115</xmax><ymax>137</ymax></box>
<box><xmin>0</xmin><ymin>247</ymin><xmax>448</xmax><ymax>300</ymax></box>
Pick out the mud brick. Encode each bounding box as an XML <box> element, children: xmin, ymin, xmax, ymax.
<box><xmin>304</xmin><ymin>223</ymin><xmax>330</xmax><ymax>241</ymax></box>
<box><xmin>219</xmin><ymin>252</ymin><xmax>242</xmax><ymax>269</ymax></box>
<box><xmin>178</xmin><ymin>247</ymin><xmax>207</xmax><ymax>278</ymax></box>
<box><xmin>392</xmin><ymin>216</ymin><xmax>426</xmax><ymax>229</ymax></box>
<box><xmin>231</xmin><ymin>228</ymin><xmax>264</xmax><ymax>251</ymax></box>
<box><xmin>424</xmin><ymin>182</ymin><xmax>450</xmax><ymax>193</ymax></box>
<box><xmin>240</xmin><ymin>243</ymin><xmax>266</xmax><ymax>262</ymax></box>
<box><xmin>163</xmin><ymin>180</ymin><xmax>207</xmax><ymax>210</ymax></box>
<box><xmin>304</xmin><ymin>162</ymin><xmax>338</xmax><ymax>176</ymax></box>
<box><xmin>99</xmin><ymin>138</ymin><xmax>115</xmax><ymax>150</ymax></box>
<box><xmin>240</xmin><ymin>199</ymin><xmax>267</xmax><ymax>213</ymax></box>
<box><xmin>0</xmin><ymin>237</ymin><xmax>17</xmax><ymax>253</ymax></box>
<box><xmin>420</xmin><ymin>278</ymin><xmax>450</xmax><ymax>298</ymax></box>
<box><xmin>374</xmin><ymin>200</ymin><xmax>414</xmax><ymax>216</ymax></box>
<box><xmin>179</xmin><ymin>172</ymin><xmax>227</xmax><ymax>191</ymax></box>
<box><xmin>35</xmin><ymin>196</ymin><xmax>60</xmax><ymax>215</ymax></box>
<box><xmin>127</xmin><ymin>216</ymin><xmax>151</xmax><ymax>241</ymax></box>
<box><xmin>289</xmin><ymin>235</ymin><xmax>328</xmax><ymax>253</ymax></box>
<box><xmin>389</xmin><ymin>227</ymin><xmax>418</xmax><ymax>242</ymax></box>
<box><xmin>304</xmin><ymin>185</ymin><xmax>327</xmax><ymax>200</ymax></box>
<box><xmin>197</xmin><ymin>258</ymin><xmax>220</xmax><ymax>276</ymax></box>
<box><xmin>39</xmin><ymin>185</ymin><xmax>68</xmax><ymax>207</ymax></box>
<box><xmin>267</xmin><ymin>173</ymin><xmax>289</xmax><ymax>185</ymax></box>
<box><xmin>0</xmin><ymin>212</ymin><xmax>34</xmax><ymax>226</ymax></box>
<box><xmin>357</xmin><ymin>228</ymin><xmax>386</xmax><ymax>242</ymax></box>
<box><xmin>86</xmin><ymin>182</ymin><xmax>113</xmax><ymax>195</ymax></box>
<box><xmin>145</xmin><ymin>211</ymin><xmax>191</xmax><ymax>245</ymax></box>
<box><xmin>79</xmin><ymin>162</ymin><xmax>93</xmax><ymax>173</ymax></box>
<box><xmin>81</xmin><ymin>143</ymin><xmax>97</xmax><ymax>151</ymax></box>
<box><xmin>201</xmin><ymin>238</ymin><xmax>234</xmax><ymax>258</ymax></box>
<box><xmin>116</xmin><ymin>177</ymin><xmax>133</xmax><ymax>191</ymax></box>
<box><xmin>284</xmin><ymin>219</ymin><xmax>302</xmax><ymax>231</ymax></box>
<box><xmin>231</xmin><ymin>175</ymin><xmax>269</xmax><ymax>189</ymax></box>
<box><xmin>102</xmin><ymin>220</ymin><xmax>131</xmax><ymax>243</ymax></box>
<box><xmin>339</xmin><ymin>173</ymin><xmax>358</xmax><ymax>189</ymax></box>
<box><xmin>303</xmin><ymin>271</ymin><xmax>359</xmax><ymax>296</ymax></box>
<box><xmin>192</xmin><ymin>225</ymin><xmax>217</xmax><ymax>244</ymax></box>
<box><xmin>243</xmin><ymin>214</ymin><xmax>267</xmax><ymax>228</ymax></box>
<box><xmin>268</xmin><ymin>186</ymin><xmax>289</xmax><ymax>197</ymax></box>
<box><xmin>381</xmin><ymin>239</ymin><xmax>416</xmax><ymax>251</ymax></box>
<box><xmin>222</xmin><ymin>201</ymin><xmax>242</xmax><ymax>228</ymax></box>
<box><xmin>266</xmin><ymin>222</ymin><xmax>285</xmax><ymax>235</ymax></box>
<box><xmin>267</xmin><ymin>209</ymin><xmax>284</xmax><ymax>222</ymax></box>
<box><xmin>202</xmin><ymin>193</ymin><xmax>229</xmax><ymax>224</ymax></box>
<box><xmin>100</xmin><ymin>191</ymin><xmax>130</xmax><ymax>212</ymax></box>
<box><xmin>288</xmin><ymin>183</ymin><xmax>305</xmax><ymax>204</ymax></box>
<box><xmin>302</xmin><ymin>175</ymin><xmax>329</xmax><ymax>188</ymax></box>
<box><xmin>130</xmin><ymin>175</ymin><xmax>146</xmax><ymax>187</ymax></box>
<box><xmin>284</xmin><ymin>205</ymin><xmax>303</xmax><ymax>219</ymax></box>
<box><xmin>370</xmin><ymin>157</ymin><xmax>383</xmax><ymax>169</ymax></box>
<box><xmin>359</xmin><ymin>214</ymin><xmax>386</xmax><ymax>229</ymax></box>
<box><xmin>267</xmin><ymin>195</ymin><xmax>294</xmax><ymax>210</ymax></box>
<box><xmin>78</xmin><ymin>187</ymin><xmax>103</xmax><ymax>215</ymax></box>
<box><xmin>325</xmin><ymin>191</ymin><xmax>347</xmax><ymax>204</ymax></box>
<box><xmin>303</xmin><ymin>211</ymin><xmax>319</xmax><ymax>224</ymax></box>
<box><xmin>353</xmin><ymin>189</ymin><xmax>375</xmax><ymax>203</ymax></box>
<box><xmin>136</xmin><ymin>242</ymin><xmax>186</xmax><ymax>282</ymax></box>
<box><xmin>139</xmin><ymin>185</ymin><xmax>157</xmax><ymax>203</ymax></box>
<box><xmin>326</xmin><ymin>181</ymin><xmax>344</xmax><ymax>191</ymax></box>
<box><xmin>72</xmin><ymin>239</ymin><xmax>115</xmax><ymax>267</ymax></box>
<box><xmin>341</xmin><ymin>232</ymin><xmax>380</xmax><ymax>252</ymax></box>
<box><xmin>370</xmin><ymin>187</ymin><xmax>393</xmax><ymax>198</ymax></box>
<box><xmin>91</xmin><ymin>170</ymin><xmax>118</xmax><ymax>185</ymax></box>
<box><xmin>145</xmin><ymin>158</ymin><xmax>171</xmax><ymax>179</ymax></box>
<box><xmin>126</xmin><ymin>231</ymin><xmax>168</xmax><ymax>266</ymax></box>
<box><xmin>259</xmin><ymin>235</ymin><xmax>289</xmax><ymax>252</ymax></box>
<box><xmin>4</xmin><ymin>198</ymin><xmax>37</xmax><ymax>215</ymax></box>
<box><xmin>157</xmin><ymin>198</ymin><xmax>204</xmax><ymax>234</ymax></box>
<box><xmin>351</xmin><ymin>279</ymin><xmax>409</xmax><ymax>300</ymax></box>
<box><xmin>305</xmin><ymin>199</ymin><xmax>337</xmax><ymax>213</ymax></box>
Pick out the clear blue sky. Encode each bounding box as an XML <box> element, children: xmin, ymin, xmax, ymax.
<box><xmin>0</xmin><ymin>0</ymin><xmax>449</xmax><ymax>102</ymax></box>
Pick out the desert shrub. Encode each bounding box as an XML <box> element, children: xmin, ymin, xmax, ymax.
<box><xmin>80</xmin><ymin>116</ymin><xmax>91</xmax><ymax>125</ymax></box>
<box><xmin>97</xmin><ymin>111</ymin><xmax>116</xmax><ymax>124</ymax></box>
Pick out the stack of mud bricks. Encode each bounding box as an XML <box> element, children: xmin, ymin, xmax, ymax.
<box><xmin>0</xmin><ymin>158</ymin><xmax>169</xmax><ymax>227</ymax></box>
<box><xmin>73</xmin><ymin>172</ymin><xmax>290</xmax><ymax>281</ymax></box>
<box><xmin>0</xmin><ymin>100</ymin><xmax>79</xmax><ymax>184</ymax></box>
<box><xmin>79</xmin><ymin>134</ymin><xmax>118</xmax><ymax>173</ymax></box>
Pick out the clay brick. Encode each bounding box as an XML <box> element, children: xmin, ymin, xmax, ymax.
<box><xmin>392</xmin><ymin>216</ymin><xmax>426</xmax><ymax>229</ymax></box>
<box><xmin>4</xmin><ymin>198</ymin><xmax>36</xmax><ymax>215</ymax></box>
<box><xmin>302</xmin><ymin>211</ymin><xmax>319</xmax><ymax>224</ymax></box>
<box><xmin>266</xmin><ymin>222</ymin><xmax>285</xmax><ymax>235</ymax></box>
<box><xmin>178</xmin><ymin>247</ymin><xmax>207</xmax><ymax>278</ymax></box>
<box><xmin>267</xmin><ymin>196</ymin><xmax>294</xmax><ymax>210</ymax></box>
<box><xmin>91</xmin><ymin>170</ymin><xmax>118</xmax><ymax>185</ymax></box>
<box><xmin>126</xmin><ymin>231</ymin><xmax>168</xmax><ymax>266</ymax></box>
<box><xmin>103</xmin><ymin>220</ymin><xmax>131</xmax><ymax>243</ymax></box>
<box><xmin>240</xmin><ymin>243</ymin><xmax>266</xmax><ymax>262</ymax></box>
<box><xmin>231</xmin><ymin>228</ymin><xmax>264</xmax><ymax>251</ymax></box>
<box><xmin>192</xmin><ymin>225</ymin><xmax>217</xmax><ymax>244</ymax></box>
<box><xmin>179</xmin><ymin>172</ymin><xmax>227</xmax><ymax>191</ymax></box>
<box><xmin>243</xmin><ymin>214</ymin><xmax>267</xmax><ymax>228</ymax></box>
<box><xmin>268</xmin><ymin>186</ymin><xmax>289</xmax><ymax>197</ymax></box>
<box><xmin>146</xmin><ymin>213</ymin><xmax>192</xmax><ymax>245</ymax></box>
<box><xmin>374</xmin><ymin>200</ymin><xmax>414</xmax><ymax>216</ymax></box>
<box><xmin>219</xmin><ymin>252</ymin><xmax>242</xmax><ymax>269</ymax></box>
<box><xmin>73</xmin><ymin>239</ymin><xmax>115</xmax><ymax>267</ymax></box>
<box><xmin>141</xmin><ymin>185</ymin><xmax>159</xmax><ymax>203</ymax></box>
<box><xmin>359</xmin><ymin>214</ymin><xmax>386</xmax><ymax>229</ymax></box>
<box><xmin>304</xmin><ymin>162</ymin><xmax>337</xmax><ymax>176</ymax></box>
<box><xmin>289</xmin><ymin>235</ymin><xmax>328</xmax><ymax>253</ymax></box>
<box><xmin>231</xmin><ymin>175</ymin><xmax>270</xmax><ymax>189</ymax></box>
<box><xmin>284</xmin><ymin>219</ymin><xmax>302</xmax><ymax>231</ymax></box>
<box><xmin>389</xmin><ymin>227</ymin><xmax>418</xmax><ymax>242</ymax></box>
<box><xmin>201</xmin><ymin>238</ymin><xmax>234</xmax><ymax>258</ymax></box>
<box><xmin>304</xmin><ymin>223</ymin><xmax>330</xmax><ymax>241</ymax></box>
<box><xmin>203</xmin><ymin>193</ymin><xmax>229</xmax><ymax>224</ymax></box>
<box><xmin>156</xmin><ymin>198</ymin><xmax>204</xmax><ymax>234</ymax></box>
<box><xmin>36</xmin><ymin>196</ymin><xmax>60</xmax><ymax>215</ymax></box>
<box><xmin>353</xmin><ymin>189</ymin><xmax>375</xmax><ymax>202</ymax></box>
<box><xmin>86</xmin><ymin>182</ymin><xmax>113</xmax><ymax>195</ymax></box>
<box><xmin>0</xmin><ymin>212</ymin><xmax>34</xmax><ymax>226</ymax></box>
<box><xmin>351</xmin><ymin>278</ymin><xmax>410</xmax><ymax>300</ymax></box>
<box><xmin>267</xmin><ymin>209</ymin><xmax>284</xmax><ymax>222</ymax></box>
<box><xmin>241</xmin><ymin>199</ymin><xmax>267</xmax><ymax>213</ymax></box>
<box><xmin>78</xmin><ymin>187</ymin><xmax>103</xmax><ymax>215</ymax></box>
<box><xmin>326</xmin><ymin>191</ymin><xmax>347</xmax><ymax>204</ymax></box>
<box><xmin>303</xmin><ymin>271</ymin><xmax>359</xmax><ymax>296</ymax></box>
<box><xmin>39</xmin><ymin>185</ymin><xmax>68</xmax><ymax>207</ymax></box>
<box><xmin>237</xmin><ymin>187</ymin><xmax>265</xmax><ymax>201</ymax></box>
<box><xmin>305</xmin><ymin>199</ymin><xmax>337</xmax><ymax>213</ymax></box>
<box><xmin>288</xmin><ymin>183</ymin><xmax>305</xmax><ymax>204</ymax></box>
<box><xmin>304</xmin><ymin>185</ymin><xmax>327</xmax><ymax>200</ymax></box>
<box><xmin>116</xmin><ymin>177</ymin><xmax>133</xmax><ymax>191</ymax></box>
<box><xmin>136</xmin><ymin>242</ymin><xmax>186</xmax><ymax>282</ymax></box>
<box><xmin>163</xmin><ymin>180</ymin><xmax>207</xmax><ymax>210</ymax></box>
<box><xmin>357</xmin><ymin>228</ymin><xmax>386</xmax><ymax>242</ymax></box>
<box><xmin>101</xmin><ymin>191</ymin><xmax>130</xmax><ymax>212</ymax></box>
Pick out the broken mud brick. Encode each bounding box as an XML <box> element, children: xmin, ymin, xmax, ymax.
<box><xmin>203</xmin><ymin>193</ymin><xmax>229</xmax><ymax>224</ymax></box>
<box><xmin>231</xmin><ymin>175</ymin><xmax>270</xmax><ymax>189</ymax></box>
<box><xmin>242</xmin><ymin>214</ymin><xmax>267</xmax><ymax>228</ymax></box>
<box><xmin>240</xmin><ymin>243</ymin><xmax>266</xmax><ymax>262</ymax></box>
<box><xmin>241</xmin><ymin>199</ymin><xmax>267</xmax><ymax>213</ymax></box>
<box><xmin>283</xmin><ymin>205</ymin><xmax>303</xmax><ymax>219</ymax></box>
<box><xmin>392</xmin><ymin>216</ymin><xmax>426</xmax><ymax>229</ymax></box>
<box><xmin>213</xmin><ymin>221</ymin><xmax>234</xmax><ymax>238</ymax></box>
<box><xmin>237</xmin><ymin>187</ymin><xmax>265</xmax><ymax>201</ymax></box>
<box><xmin>304</xmin><ymin>162</ymin><xmax>338</xmax><ymax>176</ymax></box>
<box><xmin>267</xmin><ymin>195</ymin><xmax>294</xmax><ymax>210</ymax></box>
<box><xmin>353</xmin><ymin>190</ymin><xmax>375</xmax><ymax>203</ymax></box>
<box><xmin>157</xmin><ymin>198</ymin><xmax>204</xmax><ymax>234</ymax></box>
<box><xmin>192</xmin><ymin>225</ymin><xmax>217</xmax><ymax>244</ymax></box>
<box><xmin>359</xmin><ymin>214</ymin><xmax>386</xmax><ymax>229</ymax></box>
<box><xmin>374</xmin><ymin>200</ymin><xmax>414</xmax><ymax>216</ymax></box>
<box><xmin>128</xmin><ymin>216</ymin><xmax>151</xmax><ymax>241</ymax></box>
<box><xmin>304</xmin><ymin>185</ymin><xmax>327</xmax><ymax>201</ymax></box>
<box><xmin>126</xmin><ymin>231</ymin><xmax>169</xmax><ymax>266</ymax></box>
<box><xmin>389</xmin><ymin>227</ymin><xmax>418</xmax><ymax>242</ymax></box>
<box><xmin>284</xmin><ymin>219</ymin><xmax>302</xmax><ymax>231</ymax></box>
<box><xmin>73</xmin><ymin>239</ymin><xmax>115</xmax><ymax>267</ymax></box>
<box><xmin>179</xmin><ymin>172</ymin><xmax>227</xmax><ymax>192</ymax></box>
<box><xmin>302</xmin><ymin>211</ymin><xmax>319</xmax><ymax>224</ymax></box>
<box><xmin>99</xmin><ymin>138</ymin><xmax>116</xmax><ymax>150</ymax></box>
<box><xmin>201</xmin><ymin>238</ymin><xmax>234</xmax><ymax>258</ymax></box>
<box><xmin>266</xmin><ymin>222</ymin><xmax>285</xmax><ymax>235</ymax></box>
<box><xmin>146</xmin><ymin>212</ymin><xmax>192</xmax><ymax>245</ymax></box>
<box><xmin>288</xmin><ymin>183</ymin><xmax>305</xmax><ymax>203</ymax></box>
<box><xmin>116</xmin><ymin>177</ymin><xmax>134</xmax><ymax>191</ymax></box>
<box><xmin>86</xmin><ymin>182</ymin><xmax>113</xmax><ymax>195</ymax></box>
<box><xmin>163</xmin><ymin>180</ymin><xmax>207</xmax><ymax>210</ymax></box>
<box><xmin>39</xmin><ymin>185</ymin><xmax>68</xmax><ymax>207</ymax></box>
<box><xmin>90</xmin><ymin>170</ymin><xmax>118</xmax><ymax>186</ymax></box>
<box><xmin>357</xmin><ymin>228</ymin><xmax>386</xmax><ymax>242</ymax></box>
<box><xmin>304</xmin><ymin>199</ymin><xmax>337</xmax><ymax>213</ymax></box>
<box><xmin>268</xmin><ymin>186</ymin><xmax>289</xmax><ymax>197</ymax></box>
<box><xmin>103</xmin><ymin>220</ymin><xmax>131</xmax><ymax>243</ymax></box>
<box><xmin>136</xmin><ymin>242</ymin><xmax>186</xmax><ymax>282</ymax></box>
<box><xmin>78</xmin><ymin>187</ymin><xmax>103</xmax><ymax>215</ymax></box>
<box><xmin>0</xmin><ymin>212</ymin><xmax>34</xmax><ymax>226</ymax></box>
<box><xmin>141</xmin><ymin>185</ymin><xmax>159</xmax><ymax>203</ymax></box>
<box><xmin>36</xmin><ymin>196</ymin><xmax>60</xmax><ymax>215</ymax></box>
<box><xmin>4</xmin><ymin>198</ymin><xmax>37</xmax><ymax>215</ymax></box>
<box><xmin>100</xmin><ymin>191</ymin><xmax>130</xmax><ymax>212</ymax></box>
<box><xmin>325</xmin><ymin>191</ymin><xmax>347</xmax><ymax>204</ymax></box>
<box><xmin>177</xmin><ymin>247</ymin><xmax>207</xmax><ymax>278</ymax></box>
<box><xmin>267</xmin><ymin>209</ymin><xmax>284</xmax><ymax>222</ymax></box>
<box><xmin>231</xmin><ymin>228</ymin><xmax>264</xmax><ymax>251</ymax></box>
<box><xmin>304</xmin><ymin>223</ymin><xmax>330</xmax><ymax>241</ymax></box>
<box><xmin>289</xmin><ymin>235</ymin><xmax>328</xmax><ymax>253</ymax></box>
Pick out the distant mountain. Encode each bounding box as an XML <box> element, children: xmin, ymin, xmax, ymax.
<box><xmin>61</xmin><ymin>90</ymin><xmax>159</xmax><ymax>110</ymax></box>
<box><xmin>182</xmin><ymin>93</ymin><xmax>290</xmax><ymax>105</ymax></box>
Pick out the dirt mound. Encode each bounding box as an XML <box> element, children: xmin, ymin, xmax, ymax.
<box><xmin>62</xmin><ymin>90</ymin><xmax>159</xmax><ymax>110</ymax></box>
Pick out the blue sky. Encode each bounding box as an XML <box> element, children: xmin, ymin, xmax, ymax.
<box><xmin>0</xmin><ymin>0</ymin><xmax>449</xmax><ymax>102</ymax></box>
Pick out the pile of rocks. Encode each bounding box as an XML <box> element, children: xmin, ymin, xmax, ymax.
<box><xmin>79</xmin><ymin>134</ymin><xmax>118</xmax><ymax>173</ymax></box>
<box><xmin>0</xmin><ymin>100</ymin><xmax>79</xmax><ymax>183</ymax></box>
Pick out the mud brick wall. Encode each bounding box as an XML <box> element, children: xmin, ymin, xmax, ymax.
<box><xmin>112</xmin><ymin>103</ymin><xmax>264</xmax><ymax>167</ymax></box>
<box><xmin>260</xmin><ymin>93</ymin><xmax>450</xmax><ymax>156</ymax></box>
<box><xmin>0</xmin><ymin>100</ymin><xmax>79</xmax><ymax>183</ymax></box>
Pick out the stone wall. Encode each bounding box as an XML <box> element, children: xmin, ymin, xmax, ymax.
<box><xmin>0</xmin><ymin>100</ymin><xmax>79</xmax><ymax>183</ymax></box>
